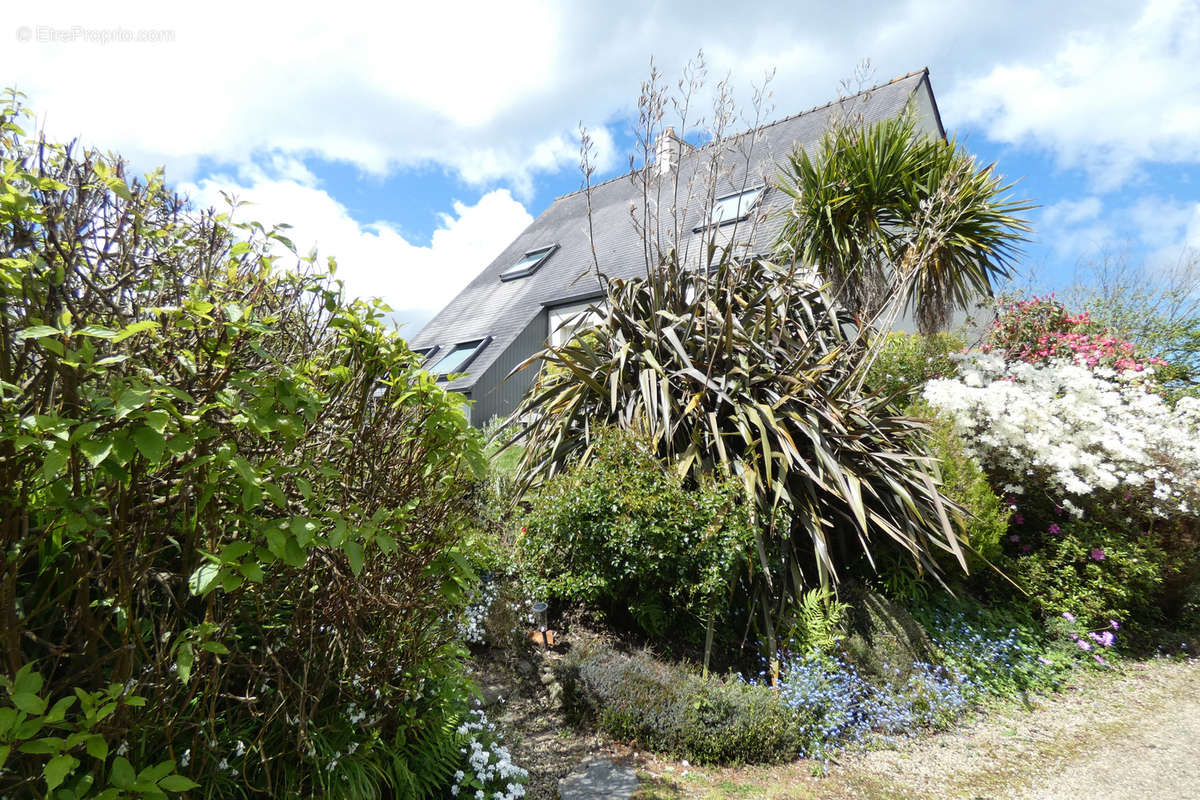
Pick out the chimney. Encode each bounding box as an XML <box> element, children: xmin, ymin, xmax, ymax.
<box><xmin>655</xmin><ymin>126</ymin><xmax>680</xmax><ymax>176</ymax></box>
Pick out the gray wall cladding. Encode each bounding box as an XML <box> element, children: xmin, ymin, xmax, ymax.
<box><xmin>468</xmin><ymin>307</ymin><xmax>547</xmax><ymax>427</ymax></box>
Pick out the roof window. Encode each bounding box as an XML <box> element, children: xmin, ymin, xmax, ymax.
<box><xmin>697</xmin><ymin>186</ymin><xmax>765</xmax><ymax>230</ymax></box>
<box><xmin>429</xmin><ymin>338</ymin><xmax>489</xmax><ymax>377</ymax></box>
<box><xmin>500</xmin><ymin>244</ymin><xmax>558</xmax><ymax>281</ymax></box>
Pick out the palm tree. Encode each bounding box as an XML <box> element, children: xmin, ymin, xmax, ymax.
<box><xmin>775</xmin><ymin>111</ymin><xmax>1034</xmax><ymax>334</ymax></box>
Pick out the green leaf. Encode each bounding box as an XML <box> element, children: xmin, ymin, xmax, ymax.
<box><xmin>344</xmin><ymin>541</ymin><xmax>365</xmax><ymax>577</ymax></box>
<box><xmin>238</xmin><ymin>561</ymin><xmax>264</xmax><ymax>583</ymax></box>
<box><xmin>290</xmin><ymin>518</ymin><xmax>317</xmax><ymax>547</ymax></box>
<box><xmin>20</xmin><ymin>737</ymin><xmax>65</xmax><ymax>754</ymax></box>
<box><xmin>41</xmin><ymin>447</ymin><xmax>68</xmax><ymax>482</ymax></box>
<box><xmin>0</xmin><ymin>744</ymin><xmax>9</xmax><ymax>770</ymax></box>
<box><xmin>158</xmin><ymin>775</ymin><xmax>201</xmax><ymax>792</ymax></box>
<box><xmin>105</xmin><ymin>176</ymin><xmax>133</xmax><ymax>202</ymax></box>
<box><xmin>138</xmin><ymin>760</ymin><xmax>175</xmax><ymax>783</ymax></box>
<box><xmin>14</xmin><ymin>664</ymin><xmax>44</xmax><ymax>695</ymax></box>
<box><xmin>282</xmin><ymin>537</ymin><xmax>306</xmax><ymax>569</ymax></box>
<box><xmin>175</xmin><ymin>643</ymin><xmax>194</xmax><ymax>685</ymax></box>
<box><xmin>132</xmin><ymin>426</ymin><xmax>165</xmax><ymax>463</ymax></box>
<box><xmin>142</xmin><ymin>410</ymin><xmax>170</xmax><ymax>434</ymax></box>
<box><xmin>11</xmin><ymin>691</ymin><xmax>47</xmax><ymax>716</ymax></box>
<box><xmin>78</xmin><ymin>438</ymin><xmax>113</xmax><ymax>468</ymax></box>
<box><xmin>44</xmin><ymin>754</ymin><xmax>78</xmax><ymax>791</ymax></box>
<box><xmin>376</xmin><ymin>534</ymin><xmax>396</xmax><ymax>555</ymax></box>
<box><xmin>85</xmin><ymin>734</ymin><xmax>109</xmax><ymax>760</ymax></box>
<box><xmin>110</xmin><ymin>756</ymin><xmax>136</xmax><ymax>789</ymax></box>
<box><xmin>199</xmin><ymin>641</ymin><xmax>229</xmax><ymax>655</ymax></box>
<box><xmin>16</xmin><ymin>325</ymin><xmax>60</xmax><ymax>341</ymax></box>
<box><xmin>187</xmin><ymin>564</ymin><xmax>220</xmax><ymax>597</ymax></box>
<box><xmin>77</xmin><ymin>325</ymin><xmax>118</xmax><ymax>339</ymax></box>
<box><xmin>114</xmin><ymin>386</ymin><xmax>152</xmax><ymax>419</ymax></box>
<box><xmin>45</xmin><ymin>695</ymin><xmax>76</xmax><ymax>723</ymax></box>
<box><xmin>112</xmin><ymin>320</ymin><xmax>159</xmax><ymax>343</ymax></box>
<box><xmin>220</xmin><ymin>541</ymin><xmax>253</xmax><ymax>562</ymax></box>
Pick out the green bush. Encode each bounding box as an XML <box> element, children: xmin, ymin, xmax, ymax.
<box><xmin>0</xmin><ymin>94</ymin><xmax>483</xmax><ymax>799</ymax></box>
<box><xmin>1003</xmin><ymin>519</ymin><xmax>1166</xmax><ymax>630</ymax></box>
<box><xmin>519</xmin><ymin>427</ymin><xmax>753</xmax><ymax>644</ymax></box>
<box><xmin>560</xmin><ymin>648</ymin><xmax>807</xmax><ymax>765</ymax></box>
<box><xmin>866</xmin><ymin>331</ymin><xmax>964</xmax><ymax>404</ymax></box>
<box><xmin>909</xmin><ymin>401</ymin><xmax>1009</xmax><ymax>566</ymax></box>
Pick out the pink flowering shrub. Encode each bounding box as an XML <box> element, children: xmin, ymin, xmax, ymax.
<box><xmin>984</xmin><ymin>295</ymin><xmax>1169</xmax><ymax>374</ymax></box>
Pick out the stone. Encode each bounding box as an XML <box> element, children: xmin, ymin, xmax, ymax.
<box><xmin>480</xmin><ymin>684</ymin><xmax>504</xmax><ymax>707</ymax></box>
<box><xmin>515</xmin><ymin>659</ymin><xmax>534</xmax><ymax>677</ymax></box>
<box><xmin>548</xmin><ymin>681</ymin><xmax>563</xmax><ymax>708</ymax></box>
<box><xmin>558</xmin><ymin>758</ymin><xmax>639</xmax><ymax>800</ymax></box>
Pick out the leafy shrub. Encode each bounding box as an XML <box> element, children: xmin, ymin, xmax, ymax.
<box><xmin>909</xmin><ymin>401</ymin><xmax>1009</xmax><ymax>566</ymax></box>
<box><xmin>984</xmin><ymin>295</ymin><xmax>1168</xmax><ymax>374</ymax></box>
<box><xmin>925</xmin><ymin>352</ymin><xmax>1200</xmax><ymax>627</ymax></box>
<box><xmin>560</xmin><ymin>648</ymin><xmax>808</xmax><ymax>765</ymax></box>
<box><xmin>1002</xmin><ymin>519</ymin><xmax>1166</xmax><ymax>630</ymax></box>
<box><xmin>519</xmin><ymin>427</ymin><xmax>753</xmax><ymax>644</ymax></box>
<box><xmin>867</xmin><ymin>331</ymin><xmax>964</xmax><ymax>404</ymax></box>
<box><xmin>0</xmin><ymin>94</ymin><xmax>485</xmax><ymax>798</ymax></box>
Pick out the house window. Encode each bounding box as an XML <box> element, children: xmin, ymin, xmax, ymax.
<box><xmin>429</xmin><ymin>339</ymin><xmax>488</xmax><ymax>377</ymax></box>
<box><xmin>499</xmin><ymin>244</ymin><xmax>558</xmax><ymax>281</ymax></box>
<box><xmin>696</xmin><ymin>186</ymin><xmax>765</xmax><ymax>230</ymax></box>
<box><xmin>548</xmin><ymin>299</ymin><xmax>604</xmax><ymax>347</ymax></box>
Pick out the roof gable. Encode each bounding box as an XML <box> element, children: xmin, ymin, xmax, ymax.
<box><xmin>410</xmin><ymin>69</ymin><xmax>938</xmax><ymax>391</ymax></box>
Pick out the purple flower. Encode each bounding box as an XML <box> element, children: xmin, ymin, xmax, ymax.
<box><xmin>1109</xmin><ymin>620</ymin><xmax>1121</xmax><ymax>630</ymax></box>
<box><xmin>1038</xmin><ymin>656</ymin><xmax>1053</xmax><ymax>666</ymax></box>
<box><xmin>1009</xmin><ymin>534</ymin><xmax>1021</xmax><ymax>543</ymax></box>
<box><xmin>1014</xmin><ymin>513</ymin><xmax>1025</xmax><ymax>525</ymax></box>
<box><xmin>1090</xmin><ymin>548</ymin><xmax>1106</xmax><ymax>561</ymax></box>
<box><xmin>1048</xmin><ymin>523</ymin><xmax>1061</xmax><ymax>535</ymax></box>
<box><xmin>1063</xmin><ymin>611</ymin><xmax>1076</xmax><ymax>622</ymax></box>
<box><xmin>1076</xmin><ymin>639</ymin><xmax>1093</xmax><ymax>651</ymax></box>
<box><xmin>1099</xmin><ymin>631</ymin><xmax>1115</xmax><ymax>647</ymax></box>
<box><xmin>1094</xmin><ymin>654</ymin><xmax>1108</xmax><ymax>666</ymax></box>
<box><xmin>1020</xmin><ymin>543</ymin><xmax>1032</xmax><ymax>552</ymax></box>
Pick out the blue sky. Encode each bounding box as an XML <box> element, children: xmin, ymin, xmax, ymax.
<box><xmin>5</xmin><ymin>0</ymin><xmax>1198</xmax><ymax>334</ymax></box>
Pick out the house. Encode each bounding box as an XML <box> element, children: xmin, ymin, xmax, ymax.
<box><xmin>410</xmin><ymin>69</ymin><xmax>946</xmax><ymax>426</ymax></box>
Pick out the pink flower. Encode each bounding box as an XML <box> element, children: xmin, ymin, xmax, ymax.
<box><xmin>1090</xmin><ymin>548</ymin><xmax>1106</xmax><ymax>561</ymax></box>
<box><xmin>1063</xmin><ymin>611</ymin><xmax>1076</xmax><ymax>622</ymax></box>
<box><xmin>1048</xmin><ymin>524</ymin><xmax>1061</xmax><ymax>535</ymax></box>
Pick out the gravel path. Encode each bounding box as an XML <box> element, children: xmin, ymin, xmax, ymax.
<box><xmin>836</xmin><ymin>657</ymin><xmax>1200</xmax><ymax>800</ymax></box>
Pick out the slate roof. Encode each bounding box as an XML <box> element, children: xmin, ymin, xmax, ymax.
<box><xmin>410</xmin><ymin>69</ymin><xmax>941</xmax><ymax>393</ymax></box>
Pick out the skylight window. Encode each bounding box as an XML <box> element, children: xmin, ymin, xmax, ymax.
<box><xmin>697</xmin><ymin>186</ymin><xmax>765</xmax><ymax>230</ymax></box>
<box><xmin>430</xmin><ymin>338</ymin><xmax>488</xmax><ymax>377</ymax></box>
<box><xmin>500</xmin><ymin>244</ymin><xmax>558</xmax><ymax>281</ymax></box>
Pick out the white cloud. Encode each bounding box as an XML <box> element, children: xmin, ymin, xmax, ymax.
<box><xmin>1037</xmin><ymin>192</ymin><xmax>1200</xmax><ymax>271</ymax></box>
<box><xmin>180</xmin><ymin>167</ymin><xmax>533</xmax><ymax>332</ymax></box>
<box><xmin>7</xmin><ymin>0</ymin><xmax>1157</xmax><ymax>196</ymax></box>
<box><xmin>949</xmin><ymin>0</ymin><xmax>1200</xmax><ymax>190</ymax></box>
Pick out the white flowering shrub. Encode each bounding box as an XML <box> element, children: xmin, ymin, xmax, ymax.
<box><xmin>923</xmin><ymin>354</ymin><xmax>1200</xmax><ymax>517</ymax></box>
<box><xmin>460</xmin><ymin>581</ymin><xmax>500</xmax><ymax>644</ymax></box>
<box><xmin>924</xmin><ymin>353</ymin><xmax>1200</xmax><ymax>626</ymax></box>
<box><xmin>450</xmin><ymin>709</ymin><xmax>528</xmax><ymax>799</ymax></box>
